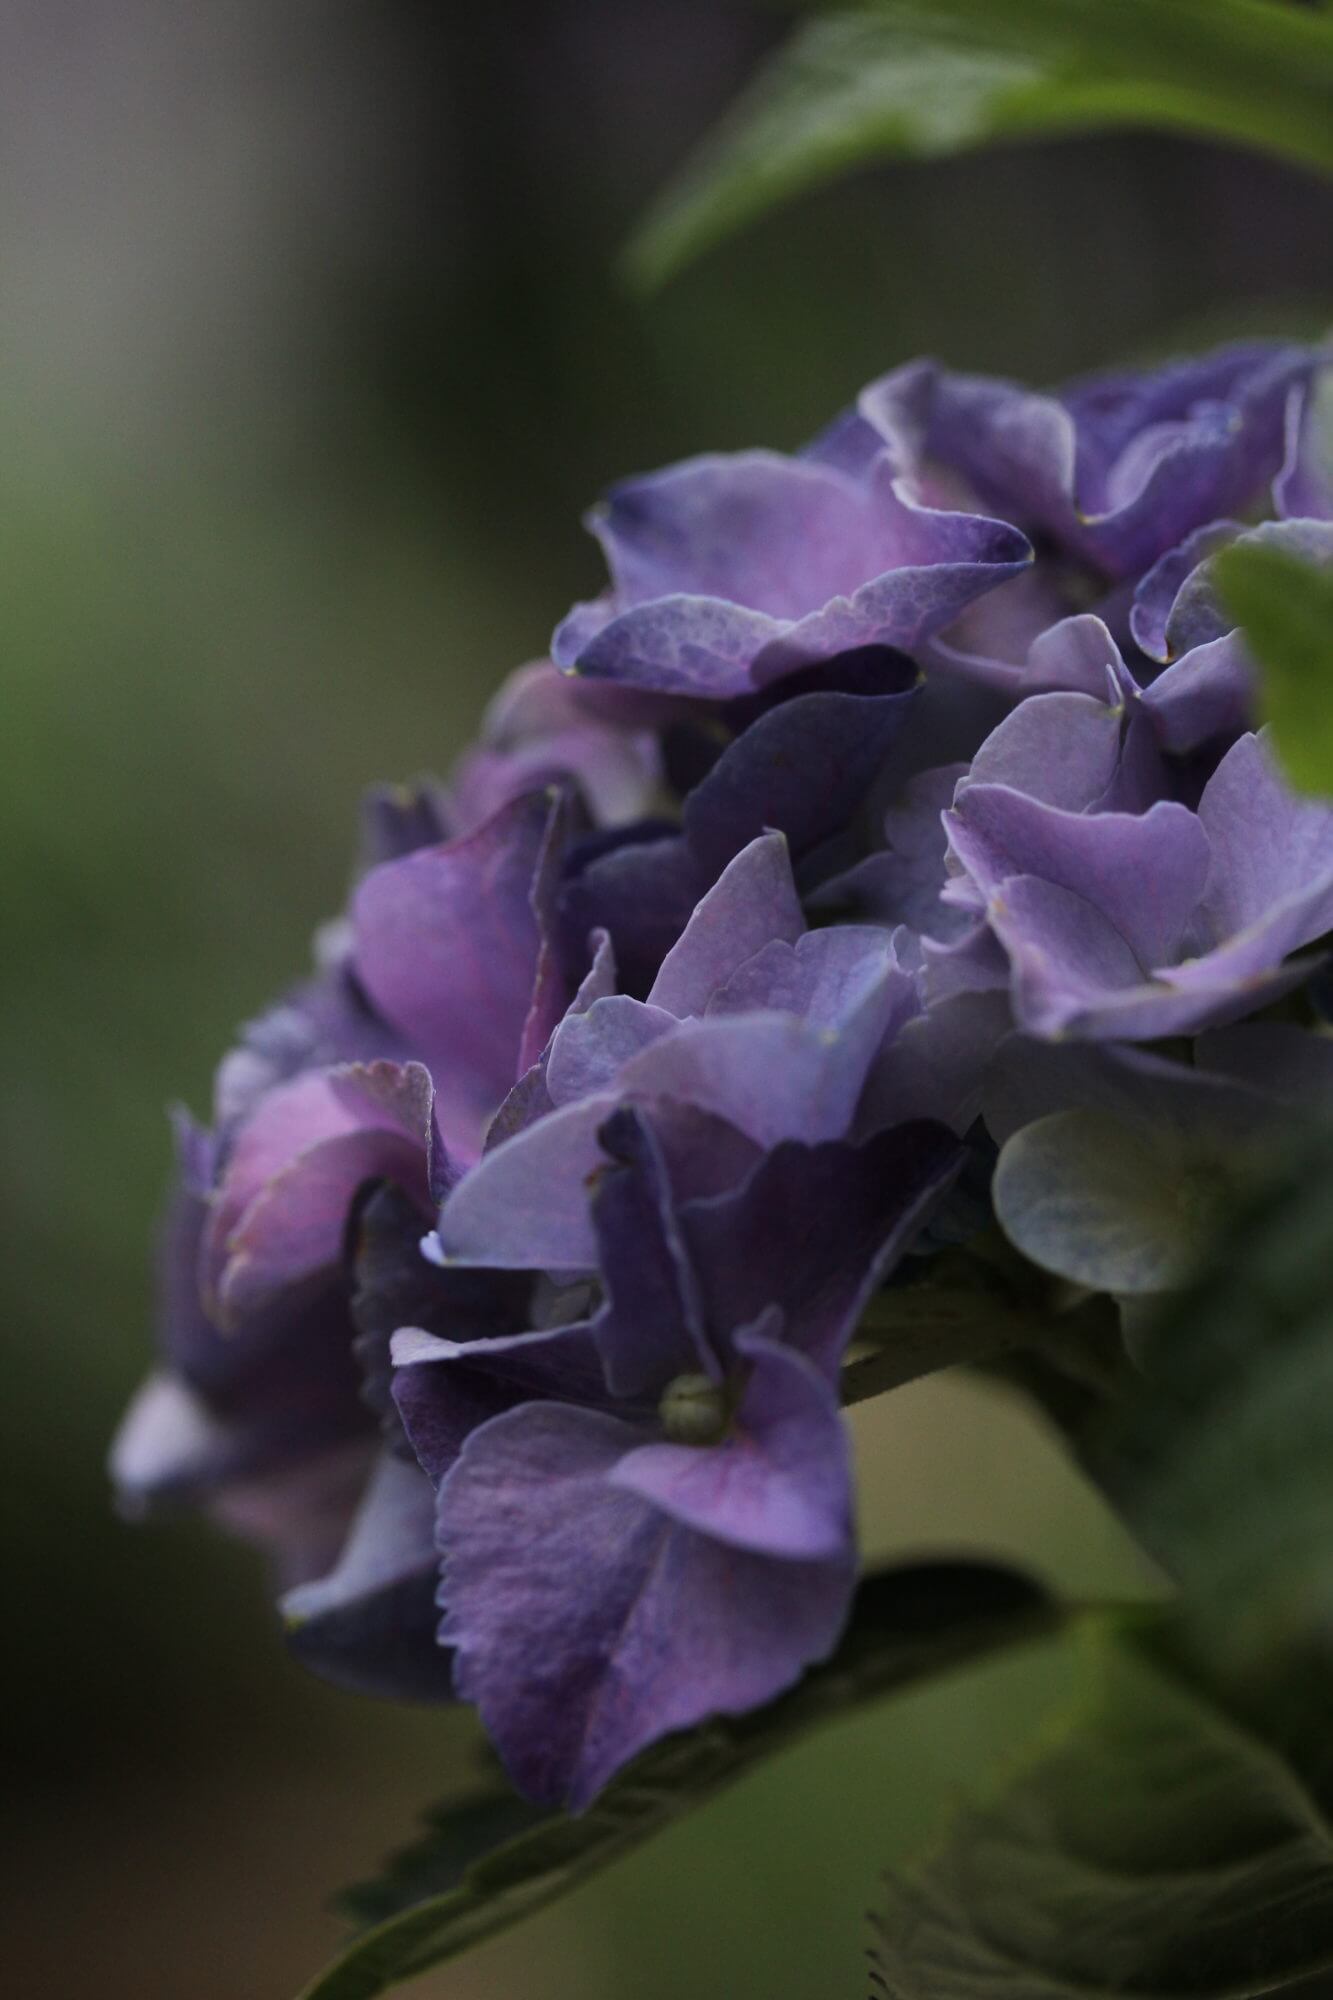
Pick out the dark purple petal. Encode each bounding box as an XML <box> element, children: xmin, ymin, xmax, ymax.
<box><xmin>588</xmin><ymin>1106</ymin><xmax>713</xmax><ymax>1398</ymax></box>
<box><xmin>861</xmin><ymin>343</ymin><xmax>1312</xmax><ymax>578</ymax></box>
<box><xmin>679</xmin><ymin>1123</ymin><xmax>963</xmax><ymax>1378</ymax></box>
<box><xmin>280</xmin><ymin>1449</ymin><xmax>456</xmax><ymax>1701</ymax></box>
<box><xmin>680</xmin><ymin>675</ymin><xmax>919</xmax><ymax>877</ymax></box>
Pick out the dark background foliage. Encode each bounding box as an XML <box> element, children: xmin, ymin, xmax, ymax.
<box><xmin>4</xmin><ymin>4</ymin><xmax>1330</xmax><ymax>1993</ymax></box>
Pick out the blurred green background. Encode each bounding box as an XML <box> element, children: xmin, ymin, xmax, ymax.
<box><xmin>4</xmin><ymin>6</ymin><xmax>1330</xmax><ymax>1994</ymax></box>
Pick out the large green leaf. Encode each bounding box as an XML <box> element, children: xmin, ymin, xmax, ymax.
<box><xmin>1218</xmin><ymin>542</ymin><xmax>1333</xmax><ymax>797</ymax></box>
<box><xmin>628</xmin><ymin>0</ymin><xmax>1333</xmax><ymax>287</ymax></box>
<box><xmin>870</xmin><ymin>1630</ymin><xmax>1333</xmax><ymax>1998</ymax></box>
<box><xmin>298</xmin><ymin>1561</ymin><xmax>1060</xmax><ymax>2000</ymax></box>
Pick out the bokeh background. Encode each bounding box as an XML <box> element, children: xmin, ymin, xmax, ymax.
<box><xmin>5</xmin><ymin>5</ymin><xmax>1331</xmax><ymax>1995</ymax></box>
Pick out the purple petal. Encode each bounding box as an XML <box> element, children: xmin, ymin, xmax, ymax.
<box><xmin>554</xmin><ymin>450</ymin><xmax>1028</xmax><ymax>697</ymax></box>
<box><xmin>207</xmin><ymin>1062</ymin><xmax>434</xmax><ymax>1323</ymax></box>
<box><xmin>546</xmin><ymin>996</ymin><xmax>678</xmax><ymax>1108</ymax></box>
<box><xmin>682</xmin><ymin>671</ymin><xmax>920</xmax><ymax>876</ymax></box>
<box><xmin>646</xmin><ymin>832</ymin><xmax>804</xmax><ymax>1018</ymax></box>
<box><xmin>1140</xmin><ymin>632</ymin><xmax>1256</xmax><ymax>755</ymax></box>
<box><xmin>679</xmin><ymin>1123</ymin><xmax>963</xmax><ymax>1377</ymax></box>
<box><xmin>611</xmin><ymin>1315</ymin><xmax>851</xmax><ymax>1560</ymax></box>
<box><xmin>353</xmin><ymin>791</ymin><xmax>565</xmax><ymax>1157</ymax></box>
<box><xmin>437</xmin><ymin>1401</ymin><xmax>854</xmax><ymax>1807</ymax></box>
<box><xmin>1130</xmin><ymin>521</ymin><xmax>1245</xmax><ymax>661</ymax></box>
<box><xmin>858</xmin><ymin>991</ymin><xmax>1013</xmax><ymax>1136</ymax></box>
<box><xmin>436</xmin><ymin>1093</ymin><xmax>618</xmax><ymax>1270</ymax></box>
<box><xmin>706</xmin><ymin>926</ymin><xmax>913</xmax><ymax>1040</ymax></box>
<box><xmin>948</xmin><ymin>787</ymin><xmax>1211</xmax><ymax>973</ymax></box>
<box><xmin>1195</xmin><ymin>731</ymin><xmax>1333</xmax><ymax>955</ymax></box>
<box><xmin>618</xmin><ymin>1009</ymin><xmax>883</xmax><ymax>1149</ymax></box>
<box><xmin>588</xmin><ymin>1106</ymin><xmax>713</xmax><ymax>1397</ymax></box>
<box><xmin>962</xmin><ymin>692</ymin><xmax>1125</xmax><ymax>814</ymax></box>
<box><xmin>280</xmin><ymin>1448</ymin><xmax>456</xmax><ymax>1701</ymax></box>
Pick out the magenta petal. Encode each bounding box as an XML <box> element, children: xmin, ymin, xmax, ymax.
<box><xmin>611</xmin><ymin>1316</ymin><xmax>851</xmax><ymax>1560</ymax></box>
<box><xmin>437</xmin><ymin>1401</ymin><xmax>854</xmax><ymax>1807</ymax></box>
<box><xmin>207</xmin><ymin>1061</ymin><xmax>434</xmax><ymax>1321</ymax></box>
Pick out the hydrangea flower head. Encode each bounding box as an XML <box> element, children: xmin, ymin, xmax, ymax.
<box><xmin>114</xmin><ymin>336</ymin><xmax>1333</xmax><ymax>1804</ymax></box>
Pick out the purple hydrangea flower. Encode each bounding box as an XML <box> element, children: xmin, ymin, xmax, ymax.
<box><xmin>114</xmin><ymin>333</ymin><xmax>1333</xmax><ymax>1810</ymax></box>
<box><xmin>392</xmin><ymin>1109</ymin><xmax>961</xmax><ymax>1806</ymax></box>
<box><xmin>942</xmin><ymin>729</ymin><xmax>1333</xmax><ymax>1041</ymax></box>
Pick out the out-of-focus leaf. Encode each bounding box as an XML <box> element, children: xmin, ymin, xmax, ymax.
<box><xmin>1218</xmin><ymin>543</ymin><xmax>1333</xmax><ymax>796</ymax></box>
<box><xmin>870</xmin><ymin>1629</ymin><xmax>1333</xmax><ymax>1998</ymax></box>
<box><xmin>628</xmin><ymin>1</ymin><xmax>1333</xmax><ymax>288</ymax></box>
<box><xmin>874</xmin><ymin>1133</ymin><xmax>1333</xmax><ymax>1989</ymax></box>
<box><xmin>298</xmin><ymin>1561</ymin><xmax>1061</xmax><ymax>1999</ymax></box>
<box><xmin>1092</xmin><ymin>1129</ymin><xmax>1333</xmax><ymax>1671</ymax></box>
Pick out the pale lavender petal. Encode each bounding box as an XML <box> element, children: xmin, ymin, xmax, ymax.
<box><xmin>948</xmin><ymin>787</ymin><xmax>1211</xmax><ymax>972</ymax></box>
<box><xmin>961</xmin><ymin>692</ymin><xmax>1124</xmax><ymax>813</ymax></box>
<box><xmin>647</xmin><ymin>832</ymin><xmax>803</xmax><ymax>1017</ymax></box>
<box><xmin>618</xmin><ymin>1005</ymin><xmax>890</xmax><ymax>1149</ymax></box>
<box><xmin>435</xmin><ymin>1093</ymin><xmax>618</xmax><ymax>1269</ymax></box>
<box><xmin>546</xmin><ymin>996</ymin><xmax>678</xmax><ymax>1108</ymax></box>
<box><xmin>1195</xmin><ymin>731</ymin><xmax>1333</xmax><ymax>950</ymax></box>
<box><xmin>707</xmin><ymin>926</ymin><xmax>913</xmax><ymax>1038</ymax></box>
<box><xmin>1276</xmin><ymin>367</ymin><xmax>1333</xmax><ymax>519</ymax></box>
<box><xmin>1140</xmin><ymin>632</ymin><xmax>1255</xmax><ymax>754</ymax></box>
<box><xmin>991</xmin><ymin>877</ymin><xmax>1307</xmax><ymax>1039</ymax></box>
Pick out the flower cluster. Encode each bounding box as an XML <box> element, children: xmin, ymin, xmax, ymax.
<box><xmin>114</xmin><ymin>338</ymin><xmax>1333</xmax><ymax>1808</ymax></box>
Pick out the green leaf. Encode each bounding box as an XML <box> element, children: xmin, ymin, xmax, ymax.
<box><xmin>870</xmin><ymin>1629</ymin><xmax>1333</xmax><ymax>1998</ymax></box>
<box><xmin>1092</xmin><ymin>1129</ymin><xmax>1333</xmax><ymax>1674</ymax></box>
<box><xmin>627</xmin><ymin>1</ymin><xmax>1333</xmax><ymax>288</ymax></box>
<box><xmin>298</xmin><ymin>1561</ymin><xmax>1061</xmax><ymax>2000</ymax></box>
<box><xmin>1217</xmin><ymin>542</ymin><xmax>1333</xmax><ymax>796</ymax></box>
<box><xmin>872</xmin><ymin>1135</ymin><xmax>1333</xmax><ymax>1990</ymax></box>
